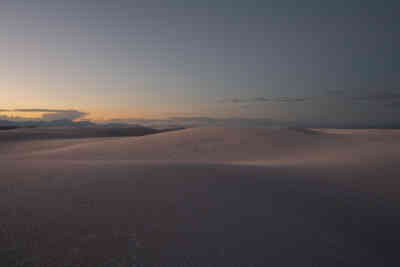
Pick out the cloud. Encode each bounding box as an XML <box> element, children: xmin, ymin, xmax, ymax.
<box><xmin>13</xmin><ymin>109</ymin><xmax>79</xmax><ymax>113</ymax></box>
<box><xmin>0</xmin><ymin>115</ymin><xmax>41</xmax><ymax>122</ymax></box>
<box><xmin>326</xmin><ymin>88</ymin><xmax>400</xmax><ymax>100</ymax></box>
<box><xmin>221</xmin><ymin>89</ymin><xmax>400</xmax><ymax>108</ymax></box>
<box><xmin>350</xmin><ymin>90</ymin><xmax>400</xmax><ymax>102</ymax></box>
<box><xmin>41</xmin><ymin>110</ymin><xmax>88</xmax><ymax>121</ymax></box>
<box><xmin>324</xmin><ymin>89</ymin><xmax>400</xmax><ymax>109</ymax></box>
<box><xmin>275</xmin><ymin>97</ymin><xmax>308</xmax><ymax>102</ymax></box>
<box><xmin>219</xmin><ymin>97</ymin><xmax>269</xmax><ymax>104</ymax></box>
<box><xmin>220</xmin><ymin>96</ymin><xmax>308</xmax><ymax>104</ymax></box>
<box><xmin>0</xmin><ymin>109</ymin><xmax>88</xmax><ymax>121</ymax></box>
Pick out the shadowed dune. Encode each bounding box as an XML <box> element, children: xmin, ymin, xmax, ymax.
<box><xmin>1</xmin><ymin>127</ymin><xmax>400</xmax><ymax>266</ymax></box>
<box><xmin>0</xmin><ymin>125</ymin><xmax>162</xmax><ymax>142</ymax></box>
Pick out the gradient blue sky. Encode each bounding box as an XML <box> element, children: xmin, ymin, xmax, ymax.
<box><xmin>1</xmin><ymin>0</ymin><xmax>399</xmax><ymax>126</ymax></box>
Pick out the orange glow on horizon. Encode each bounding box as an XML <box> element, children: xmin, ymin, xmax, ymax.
<box><xmin>0</xmin><ymin>111</ymin><xmax>43</xmax><ymax>119</ymax></box>
<box><xmin>0</xmin><ymin>109</ymin><xmax>181</xmax><ymax>122</ymax></box>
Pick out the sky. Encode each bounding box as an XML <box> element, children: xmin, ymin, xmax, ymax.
<box><xmin>0</xmin><ymin>0</ymin><xmax>399</xmax><ymax>127</ymax></box>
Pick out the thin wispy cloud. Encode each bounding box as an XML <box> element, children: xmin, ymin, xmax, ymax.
<box><xmin>13</xmin><ymin>109</ymin><xmax>81</xmax><ymax>113</ymax></box>
<box><xmin>222</xmin><ymin>89</ymin><xmax>400</xmax><ymax>107</ymax></box>
<box><xmin>0</xmin><ymin>109</ymin><xmax>88</xmax><ymax>121</ymax></box>
<box><xmin>218</xmin><ymin>97</ymin><xmax>269</xmax><ymax>104</ymax></box>
<box><xmin>351</xmin><ymin>91</ymin><xmax>400</xmax><ymax>102</ymax></box>
<box><xmin>275</xmin><ymin>97</ymin><xmax>308</xmax><ymax>103</ymax></box>
<box><xmin>220</xmin><ymin>96</ymin><xmax>308</xmax><ymax>104</ymax></box>
<box><xmin>325</xmin><ymin>88</ymin><xmax>400</xmax><ymax>107</ymax></box>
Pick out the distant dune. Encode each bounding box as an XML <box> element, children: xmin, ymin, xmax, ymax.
<box><xmin>0</xmin><ymin>125</ymin><xmax>167</xmax><ymax>142</ymax></box>
<box><xmin>0</xmin><ymin>126</ymin><xmax>20</xmax><ymax>131</ymax></box>
<box><xmin>1</xmin><ymin>127</ymin><xmax>400</xmax><ymax>266</ymax></box>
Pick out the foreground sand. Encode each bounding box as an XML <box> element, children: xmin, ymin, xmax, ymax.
<box><xmin>1</xmin><ymin>127</ymin><xmax>400</xmax><ymax>266</ymax></box>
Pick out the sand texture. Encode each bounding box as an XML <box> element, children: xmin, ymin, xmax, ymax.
<box><xmin>1</xmin><ymin>127</ymin><xmax>400</xmax><ymax>266</ymax></box>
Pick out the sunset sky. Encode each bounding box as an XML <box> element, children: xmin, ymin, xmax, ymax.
<box><xmin>1</xmin><ymin>1</ymin><xmax>399</xmax><ymax>126</ymax></box>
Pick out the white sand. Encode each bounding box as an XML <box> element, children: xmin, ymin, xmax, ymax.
<box><xmin>1</xmin><ymin>127</ymin><xmax>400</xmax><ymax>266</ymax></box>
<box><xmin>4</xmin><ymin>127</ymin><xmax>400</xmax><ymax>164</ymax></box>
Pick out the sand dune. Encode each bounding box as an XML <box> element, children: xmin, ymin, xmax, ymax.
<box><xmin>0</xmin><ymin>125</ymin><xmax>161</xmax><ymax>142</ymax></box>
<box><xmin>1</xmin><ymin>127</ymin><xmax>400</xmax><ymax>266</ymax></box>
<box><xmin>4</xmin><ymin>127</ymin><xmax>400</xmax><ymax>167</ymax></box>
